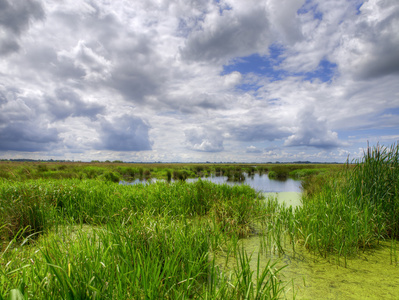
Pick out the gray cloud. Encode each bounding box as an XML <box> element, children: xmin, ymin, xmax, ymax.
<box><xmin>96</xmin><ymin>115</ymin><xmax>152</xmax><ymax>151</ymax></box>
<box><xmin>111</xmin><ymin>63</ymin><xmax>165</xmax><ymax>103</ymax></box>
<box><xmin>181</xmin><ymin>3</ymin><xmax>271</xmax><ymax>63</ymax></box>
<box><xmin>246</xmin><ymin>146</ymin><xmax>262</xmax><ymax>153</ymax></box>
<box><xmin>230</xmin><ymin>123</ymin><xmax>289</xmax><ymax>142</ymax></box>
<box><xmin>48</xmin><ymin>88</ymin><xmax>105</xmax><ymax>121</ymax></box>
<box><xmin>356</xmin><ymin>6</ymin><xmax>399</xmax><ymax>79</ymax></box>
<box><xmin>0</xmin><ymin>122</ymin><xmax>59</xmax><ymax>152</ymax></box>
<box><xmin>0</xmin><ymin>0</ymin><xmax>44</xmax><ymax>56</ymax></box>
<box><xmin>329</xmin><ymin>0</ymin><xmax>399</xmax><ymax>80</ymax></box>
<box><xmin>0</xmin><ymin>88</ymin><xmax>59</xmax><ymax>151</ymax></box>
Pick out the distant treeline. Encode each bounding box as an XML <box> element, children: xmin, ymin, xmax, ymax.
<box><xmin>0</xmin><ymin>158</ymin><xmax>341</xmax><ymax>164</ymax></box>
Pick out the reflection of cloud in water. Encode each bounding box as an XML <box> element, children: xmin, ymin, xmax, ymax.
<box><xmin>122</xmin><ymin>173</ymin><xmax>302</xmax><ymax>193</ymax></box>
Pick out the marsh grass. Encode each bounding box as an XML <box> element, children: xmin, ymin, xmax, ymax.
<box><xmin>288</xmin><ymin>143</ymin><xmax>399</xmax><ymax>263</ymax></box>
<box><xmin>0</xmin><ymin>177</ymin><xmax>288</xmax><ymax>299</ymax></box>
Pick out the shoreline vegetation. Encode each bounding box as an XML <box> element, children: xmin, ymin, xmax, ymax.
<box><xmin>0</xmin><ymin>161</ymin><xmax>336</xmax><ymax>183</ymax></box>
<box><xmin>1</xmin><ymin>143</ymin><xmax>398</xmax><ymax>299</ymax></box>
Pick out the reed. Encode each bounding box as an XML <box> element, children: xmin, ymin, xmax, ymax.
<box><xmin>0</xmin><ymin>178</ymin><xmax>286</xmax><ymax>299</ymax></box>
<box><xmin>293</xmin><ymin>143</ymin><xmax>399</xmax><ymax>261</ymax></box>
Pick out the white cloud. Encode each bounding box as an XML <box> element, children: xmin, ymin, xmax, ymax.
<box><xmin>185</xmin><ymin>126</ymin><xmax>224</xmax><ymax>152</ymax></box>
<box><xmin>0</xmin><ymin>0</ymin><xmax>398</xmax><ymax>162</ymax></box>
<box><xmin>284</xmin><ymin>106</ymin><xmax>343</xmax><ymax>149</ymax></box>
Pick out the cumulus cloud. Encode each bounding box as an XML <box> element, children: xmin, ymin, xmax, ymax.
<box><xmin>0</xmin><ymin>0</ymin><xmax>44</xmax><ymax>56</ymax></box>
<box><xmin>284</xmin><ymin>106</ymin><xmax>342</xmax><ymax>149</ymax></box>
<box><xmin>58</xmin><ymin>41</ymin><xmax>112</xmax><ymax>82</ymax></box>
<box><xmin>48</xmin><ymin>88</ymin><xmax>105</xmax><ymax>121</ymax></box>
<box><xmin>0</xmin><ymin>0</ymin><xmax>398</xmax><ymax>162</ymax></box>
<box><xmin>335</xmin><ymin>0</ymin><xmax>399</xmax><ymax>80</ymax></box>
<box><xmin>180</xmin><ymin>0</ymin><xmax>272</xmax><ymax>63</ymax></box>
<box><xmin>185</xmin><ymin>127</ymin><xmax>224</xmax><ymax>152</ymax></box>
<box><xmin>0</xmin><ymin>87</ymin><xmax>59</xmax><ymax>151</ymax></box>
<box><xmin>96</xmin><ymin>115</ymin><xmax>152</xmax><ymax>151</ymax></box>
<box><xmin>231</xmin><ymin>122</ymin><xmax>289</xmax><ymax>142</ymax></box>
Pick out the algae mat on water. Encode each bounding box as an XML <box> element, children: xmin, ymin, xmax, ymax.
<box><xmin>253</xmin><ymin>192</ymin><xmax>399</xmax><ymax>299</ymax></box>
<box><xmin>238</xmin><ymin>236</ymin><xmax>399</xmax><ymax>299</ymax></box>
<box><xmin>263</xmin><ymin>192</ymin><xmax>302</xmax><ymax>209</ymax></box>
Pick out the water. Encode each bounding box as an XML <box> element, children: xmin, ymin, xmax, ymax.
<box><xmin>122</xmin><ymin>173</ymin><xmax>302</xmax><ymax>194</ymax></box>
<box><xmin>190</xmin><ymin>173</ymin><xmax>302</xmax><ymax>193</ymax></box>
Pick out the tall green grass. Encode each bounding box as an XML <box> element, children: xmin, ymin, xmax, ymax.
<box><xmin>0</xmin><ymin>179</ymin><xmax>262</xmax><ymax>243</ymax></box>
<box><xmin>292</xmin><ymin>143</ymin><xmax>399</xmax><ymax>262</ymax></box>
<box><xmin>1</xmin><ymin>220</ymin><xmax>286</xmax><ymax>299</ymax></box>
<box><xmin>0</xmin><ymin>178</ymin><xmax>287</xmax><ymax>299</ymax></box>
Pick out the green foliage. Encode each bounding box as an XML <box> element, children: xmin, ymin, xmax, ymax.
<box><xmin>0</xmin><ymin>180</ymin><xmax>57</xmax><ymax>243</ymax></box>
<box><xmin>102</xmin><ymin>171</ymin><xmax>120</xmax><ymax>183</ymax></box>
<box><xmin>0</xmin><ymin>178</ymin><xmax>285</xmax><ymax>299</ymax></box>
<box><xmin>295</xmin><ymin>143</ymin><xmax>399</xmax><ymax>259</ymax></box>
<box><xmin>268</xmin><ymin>170</ymin><xmax>277</xmax><ymax>179</ymax></box>
<box><xmin>289</xmin><ymin>168</ymin><xmax>326</xmax><ymax>178</ymax></box>
<box><xmin>268</xmin><ymin>166</ymin><xmax>289</xmax><ymax>180</ymax></box>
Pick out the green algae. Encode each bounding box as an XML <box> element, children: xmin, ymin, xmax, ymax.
<box><xmin>237</xmin><ymin>235</ymin><xmax>399</xmax><ymax>299</ymax></box>
<box><xmin>263</xmin><ymin>192</ymin><xmax>302</xmax><ymax>209</ymax></box>
<box><xmin>214</xmin><ymin>192</ymin><xmax>399</xmax><ymax>299</ymax></box>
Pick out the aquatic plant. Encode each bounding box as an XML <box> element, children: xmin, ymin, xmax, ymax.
<box><xmin>294</xmin><ymin>143</ymin><xmax>399</xmax><ymax>261</ymax></box>
<box><xmin>0</xmin><ymin>178</ymin><xmax>286</xmax><ymax>299</ymax></box>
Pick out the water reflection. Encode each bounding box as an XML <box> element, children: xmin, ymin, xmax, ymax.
<box><xmin>122</xmin><ymin>173</ymin><xmax>302</xmax><ymax>193</ymax></box>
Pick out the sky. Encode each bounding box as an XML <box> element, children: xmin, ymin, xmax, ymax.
<box><xmin>0</xmin><ymin>0</ymin><xmax>398</xmax><ymax>163</ymax></box>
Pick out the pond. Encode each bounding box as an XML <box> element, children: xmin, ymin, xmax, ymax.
<box><xmin>188</xmin><ymin>173</ymin><xmax>302</xmax><ymax>194</ymax></box>
<box><xmin>122</xmin><ymin>173</ymin><xmax>302</xmax><ymax>193</ymax></box>
<box><xmin>122</xmin><ymin>173</ymin><xmax>303</xmax><ymax>209</ymax></box>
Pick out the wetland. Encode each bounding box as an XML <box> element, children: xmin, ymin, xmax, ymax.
<box><xmin>0</xmin><ymin>144</ymin><xmax>398</xmax><ymax>299</ymax></box>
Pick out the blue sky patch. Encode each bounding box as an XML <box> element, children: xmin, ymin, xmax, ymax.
<box><xmin>383</xmin><ymin>107</ymin><xmax>399</xmax><ymax>115</ymax></box>
<box><xmin>222</xmin><ymin>44</ymin><xmax>286</xmax><ymax>83</ymax></box>
<box><xmin>355</xmin><ymin>1</ymin><xmax>365</xmax><ymax>15</ymax></box>
<box><xmin>301</xmin><ymin>59</ymin><xmax>338</xmax><ymax>82</ymax></box>
<box><xmin>297</xmin><ymin>0</ymin><xmax>323</xmax><ymax>20</ymax></box>
<box><xmin>223</xmin><ymin>47</ymin><xmax>337</xmax><ymax>88</ymax></box>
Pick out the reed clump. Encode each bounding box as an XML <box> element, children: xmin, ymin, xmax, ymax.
<box><xmin>294</xmin><ymin>143</ymin><xmax>399</xmax><ymax>260</ymax></box>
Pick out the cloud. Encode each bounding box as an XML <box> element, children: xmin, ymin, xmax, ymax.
<box><xmin>48</xmin><ymin>88</ymin><xmax>105</xmax><ymax>121</ymax></box>
<box><xmin>0</xmin><ymin>87</ymin><xmax>59</xmax><ymax>151</ymax></box>
<box><xmin>180</xmin><ymin>0</ymin><xmax>272</xmax><ymax>63</ymax></box>
<box><xmin>246</xmin><ymin>145</ymin><xmax>262</xmax><ymax>153</ymax></box>
<box><xmin>0</xmin><ymin>121</ymin><xmax>58</xmax><ymax>152</ymax></box>
<box><xmin>185</xmin><ymin>126</ymin><xmax>224</xmax><ymax>152</ymax></box>
<box><xmin>267</xmin><ymin>0</ymin><xmax>305</xmax><ymax>44</ymax></box>
<box><xmin>284</xmin><ymin>106</ymin><xmax>342</xmax><ymax>149</ymax></box>
<box><xmin>335</xmin><ymin>0</ymin><xmax>399</xmax><ymax>80</ymax></box>
<box><xmin>58</xmin><ymin>40</ymin><xmax>112</xmax><ymax>82</ymax></box>
<box><xmin>0</xmin><ymin>0</ymin><xmax>398</xmax><ymax>162</ymax></box>
<box><xmin>0</xmin><ymin>0</ymin><xmax>44</xmax><ymax>56</ymax></box>
<box><xmin>230</xmin><ymin>121</ymin><xmax>290</xmax><ymax>142</ymax></box>
<box><xmin>96</xmin><ymin>115</ymin><xmax>152</xmax><ymax>151</ymax></box>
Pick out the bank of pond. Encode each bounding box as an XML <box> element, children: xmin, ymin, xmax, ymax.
<box><xmin>0</xmin><ymin>144</ymin><xmax>398</xmax><ymax>299</ymax></box>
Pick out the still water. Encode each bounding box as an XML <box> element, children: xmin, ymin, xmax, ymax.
<box><xmin>187</xmin><ymin>173</ymin><xmax>302</xmax><ymax>193</ymax></box>
<box><xmin>123</xmin><ymin>173</ymin><xmax>302</xmax><ymax>193</ymax></box>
